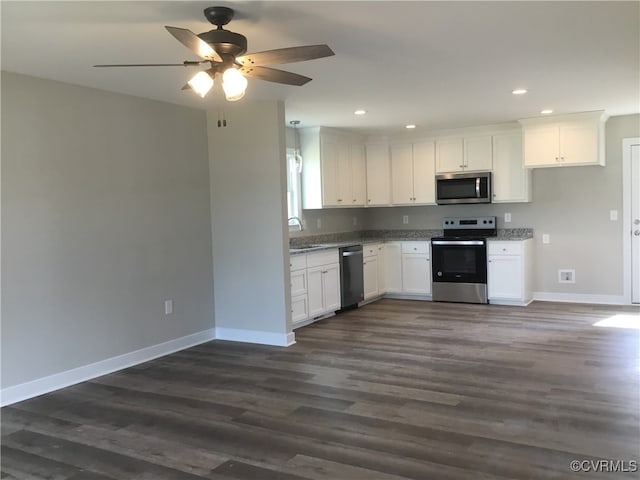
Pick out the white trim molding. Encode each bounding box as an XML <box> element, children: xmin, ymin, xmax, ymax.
<box><xmin>215</xmin><ymin>327</ymin><xmax>295</xmax><ymax>347</ymax></box>
<box><xmin>623</xmin><ymin>137</ymin><xmax>640</xmax><ymax>304</ymax></box>
<box><xmin>533</xmin><ymin>292</ymin><xmax>626</xmax><ymax>305</ymax></box>
<box><xmin>1</xmin><ymin>328</ymin><xmax>216</xmax><ymax>407</ymax></box>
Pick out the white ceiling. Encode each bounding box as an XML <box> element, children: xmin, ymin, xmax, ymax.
<box><xmin>2</xmin><ymin>1</ymin><xmax>639</xmax><ymax>134</ymax></box>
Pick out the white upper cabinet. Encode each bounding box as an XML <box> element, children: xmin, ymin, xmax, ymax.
<box><xmin>519</xmin><ymin>111</ymin><xmax>607</xmax><ymax>167</ymax></box>
<box><xmin>492</xmin><ymin>132</ymin><xmax>531</xmax><ymax>203</ymax></box>
<box><xmin>365</xmin><ymin>143</ymin><xmax>391</xmax><ymax>206</ymax></box>
<box><xmin>390</xmin><ymin>141</ymin><xmax>435</xmax><ymax>205</ymax></box>
<box><xmin>436</xmin><ymin>135</ymin><xmax>492</xmax><ymax>173</ymax></box>
<box><xmin>300</xmin><ymin>127</ymin><xmax>366</xmax><ymax>209</ymax></box>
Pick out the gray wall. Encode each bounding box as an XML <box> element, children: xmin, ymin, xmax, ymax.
<box><xmin>1</xmin><ymin>72</ymin><xmax>214</xmax><ymax>388</ymax></box>
<box><xmin>207</xmin><ymin>101</ymin><xmax>290</xmax><ymax>336</ymax></box>
<box><xmin>364</xmin><ymin>114</ymin><xmax>640</xmax><ymax>296</ymax></box>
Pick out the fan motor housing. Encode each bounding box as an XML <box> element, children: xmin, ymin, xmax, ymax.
<box><xmin>198</xmin><ymin>30</ymin><xmax>247</xmax><ymax>57</ymax></box>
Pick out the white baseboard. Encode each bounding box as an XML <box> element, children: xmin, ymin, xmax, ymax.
<box><xmin>1</xmin><ymin>328</ymin><xmax>215</xmax><ymax>407</ymax></box>
<box><xmin>533</xmin><ymin>292</ymin><xmax>627</xmax><ymax>305</ymax></box>
<box><xmin>215</xmin><ymin>327</ymin><xmax>295</xmax><ymax>347</ymax></box>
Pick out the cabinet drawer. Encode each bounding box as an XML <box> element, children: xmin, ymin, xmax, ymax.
<box><xmin>488</xmin><ymin>242</ymin><xmax>523</xmax><ymax>256</ymax></box>
<box><xmin>306</xmin><ymin>249</ymin><xmax>339</xmax><ymax>268</ymax></box>
<box><xmin>363</xmin><ymin>244</ymin><xmax>378</xmax><ymax>257</ymax></box>
<box><xmin>401</xmin><ymin>242</ymin><xmax>429</xmax><ymax>255</ymax></box>
<box><xmin>289</xmin><ymin>254</ymin><xmax>307</xmax><ymax>271</ymax></box>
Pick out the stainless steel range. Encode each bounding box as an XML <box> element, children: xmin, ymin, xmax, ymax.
<box><xmin>431</xmin><ymin>216</ymin><xmax>496</xmax><ymax>304</ymax></box>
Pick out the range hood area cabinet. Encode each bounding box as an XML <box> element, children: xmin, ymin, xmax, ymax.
<box><xmin>435</xmin><ymin>135</ymin><xmax>493</xmax><ymax>173</ymax></box>
<box><xmin>300</xmin><ymin>127</ymin><xmax>366</xmax><ymax>209</ymax></box>
<box><xmin>519</xmin><ymin>110</ymin><xmax>607</xmax><ymax>168</ymax></box>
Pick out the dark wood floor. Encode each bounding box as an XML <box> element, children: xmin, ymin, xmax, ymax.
<box><xmin>2</xmin><ymin>299</ymin><xmax>639</xmax><ymax>480</ymax></box>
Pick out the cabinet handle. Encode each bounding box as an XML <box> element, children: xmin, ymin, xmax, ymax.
<box><xmin>353</xmin><ymin>199</ymin><xmax>356</xmax><ymax>202</ymax></box>
<box><xmin>459</xmin><ymin>165</ymin><xmax>465</xmax><ymax>168</ymax></box>
<box><xmin>555</xmin><ymin>156</ymin><xmax>559</xmax><ymax>161</ymax></box>
<box><xmin>363</xmin><ymin>262</ymin><xmax>367</xmax><ymax>265</ymax></box>
<box><xmin>337</xmin><ymin>199</ymin><xmax>343</xmax><ymax>202</ymax></box>
<box><xmin>560</xmin><ymin>156</ymin><xmax>565</xmax><ymax>161</ymax></box>
<box><xmin>368</xmin><ymin>199</ymin><xmax>371</xmax><ymax>203</ymax></box>
<box><xmin>322</xmin><ymin>270</ymin><xmax>327</xmax><ymax>274</ymax></box>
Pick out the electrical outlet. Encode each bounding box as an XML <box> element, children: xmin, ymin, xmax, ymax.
<box><xmin>542</xmin><ymin>234</ymin><xmax>550</xmax><ymax>244</ymax></box>
<box><xmin>316</xmin><ymin>218</ymin><xmax>322</xmax><ymax>229</ymax></box>
<box><xmin>164</xmin><ymin>300</ymin><xmax>173</xmax><ymax>315</ymax></box>
<box><xmin>610</xmin><ymin>210</ymin><xmax>618</xmax><ymax>221</ymax></box>
<box><xmin>558</xmin><ymin>269</ymin><xmax>575</xmax><ymax>284</ymax></box>
<box><xmin>504</xmin><ymin>212</ymin><xmax>512</xmax><ymax>223</ymax></box>
<box><xmin>402</xmin><ymin>215</ymin><xmax>409</xmax><ymax>225</ymax></box>
<box><xmin>352</xmin><ymin>216</ymin><xmax>358</xmax><ymax>226</ymax></box>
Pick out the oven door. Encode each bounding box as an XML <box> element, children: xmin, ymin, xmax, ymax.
<box><xmin>431</xmin><ymin>239</ymin><xmax>487</xmax><ymax>283</ymax></box>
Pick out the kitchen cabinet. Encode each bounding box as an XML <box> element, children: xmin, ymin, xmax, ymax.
<box><xmin>300</xmin><ymin>127</ymin><xmax>366</xmax><ymax>209</ymax></box>
<box><xmin>383</xmin><ymin>242</ymin><xmax>403</xmax><ymax>293</ymax></box>
<box><xmin>401</xmin><ymin>242</ymin><xmax>431</xmax><ymax>295</ymax></box>
<box><xmin>376</xmin><ymin>244</ymin><xmax>386</xmax><ymax>295</ymax></box>
<box><xmin>492</xmin><ymin>132</ymin><xmax>532</xmax><ymax>203</ymax></box>
<box><xmin>365</xmin><ymin>143</ymin><xmax>391</xmax><ymax>206</ymax></box>
<box><xmin>306</xmin><ymin>249</ymin><xmax>340</xmax><ymax>317</ymax></box>
<box><xmin>390</xmin><ymin>141</ymin><xmax>435</xmax><ymax>205</ymax></box>
<box><xmin>289</xmin><ymin>255</ymin><xmax>308</xmax><ymax>325</ymax></box>
<box><xmin>436</xmin><ymin>136</ymin><xmax>492</xmax><ymax>173</ymax></box>
<box><xmin>487</xmin><ymin>239</ymin><xmax>533</xmax><ymax>305</ymax></box>
<box><xmin>363</xmin><ymin>244</ymin><xmax>380</xmax><ymax>300</ymax></box>
<box><xmin>519</xmin><ymin>111</ymin><xmax>607</xmax><ymax>167</ymax></box>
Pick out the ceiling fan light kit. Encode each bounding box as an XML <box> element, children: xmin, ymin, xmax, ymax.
<box><xmin>95</xmin><ymin>6</ymin><xmax>334</xmax><ymax>101</ymax></box>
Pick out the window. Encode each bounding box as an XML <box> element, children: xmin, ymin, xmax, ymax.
<box><xmin>287</xmin><ymin>148</ymin><xmax>303</xmax><ymax>230</ymax></box>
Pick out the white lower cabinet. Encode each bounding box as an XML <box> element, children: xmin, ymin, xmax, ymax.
<box><xmin>289</xmin><ymin>255</ymin><xmax>308</xmax><ymax>325</ymax></box>
<box><xmin>383</xmin><ymin>242</ymin><xmax>403</xmax><ymax>293</ymax></box>
<box><xmin>487</xmin><ymin>239</ymin><xmax>533</xmax><ymax>305</ymax></box>
<box><xmin>401</xmin><ymin>242</ymin><xmax>431</xmax><ymax>295</ymax></box>
<box><xmin>306</xmin><ymin>250</ymin><xmax>340</xmax><ymax>318</ymax></box>
<box><xmin>363</xmin><ymin>243</ymin><xmax>382</xmax><ymax>301</ymax></box>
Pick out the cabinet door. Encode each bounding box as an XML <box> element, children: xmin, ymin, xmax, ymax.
<box><xmin>384</xmin><ymin>243</ymin><xmax>403</xmax><ymax>293</ymax></box>
<box><xmin>290</xmin><ymin>269</ymin><xmax>307</xmax><ymax>297</ymax></box>
<box><xmin>390</xmin><ymin>144</ymin><xmax>415</xmax><ymax>204</ymax></box>
<box><xmin>401</xmin><ymin>254</ymin><xmax>430</xmax><ymax>294</ymax></box>
<box><xmin>523</xmin><ymin>124</ymin><xmax>559</xmax><ymax>166</ymax></box>
<box><xmin>436</xmin><ymin>138</ymin><xmax>464</xmax><ymax>173</ymax></box>
<box><xmin>322</xmin><ymin>263</ymin><xmax>341</xmax><ymax>312</ymax></box>
<box><xmin>560</xmin><ymin>119</ymin><xmax>599</xmax><ymax>166</ymax></box>
<box><xmin>363</xmin><ymin>256</ymin><xmax>379</xmax><ymax>300</ymax></box>
<box><xmin>307</xmin><ymin>266</ymin><xmax>325</xmax><ymax>317</ymax></box>
<box><xmin>291</xmin><ymin>295</ymin><xmax>308</xmax><ymax>324</ymax></box>
<box><xmin>335</xmin><ymin>141</ymin><xmax>352</xmax><ymax>206</ymax></box>
<box><xmin>464</xmin><ymin>136</ymin><xmax>493</xmax><ymax>171</ymax></box>
<box><xmin>320</xmin><ymin>138</ymin><xmax>340</xmax><ymax>206</ymax></box>
<box><xmin>487</xmin><ymin>255</ymin><xmax>522</xmax><ymax>300</ymax></box>
<box><xmin>350</xmin><ymin>143</ymin><xmax>367</xmax><ymax>206</ymax></box>
<box><xmin>412</xmin><ymin>141</ymin><xmax>436</xmax><ymax>205</ymax></box>
<box><xmin>492</xmin><ymin>133</ymin><xmax>531</xmax><ymax>203</ymax></box>
<box><xmin>376</xmin><ymin>244</ymin><xmax>386</xmax><ymax>294</ymax></box>
<box><xmin>365</xmin><ymin>144</ymin><xmax>391</xmax><ymax>206</ymax></box>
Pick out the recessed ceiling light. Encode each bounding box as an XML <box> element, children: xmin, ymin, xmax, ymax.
<box><xmin>354</xmin><ymin>109</ymin><xmax>367</xmax><ymax>115</ymax></box>
<box><xmin>540</xmin><ymin>109</ymin><xmax>553</xmax><ymax>115</ymax></box>
<box><xmin>405</xmin><ymin>124</ymin><xmax>416</xmax><ymax>129</ymax></box>
<box><xmin>512</xmin><ymin>88</ymin><xmax>528</xmax><ymax>95</ymax></box>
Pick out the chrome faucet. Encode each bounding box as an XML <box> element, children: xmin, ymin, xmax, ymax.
<box><xmin>288</xmin><ymin>216</ymin><xmax>304</xmax><ymax>231</ymax></box>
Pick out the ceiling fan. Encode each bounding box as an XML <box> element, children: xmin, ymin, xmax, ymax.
<box><xmin>94</xmin><ymin>6</ymin><xmax>335</xmax><ymax>101</ymax></box>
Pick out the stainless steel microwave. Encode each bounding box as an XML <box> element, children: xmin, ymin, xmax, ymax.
<box><xmin>436</xmin><ymin>172</ymin><xmax>492</xmax><ymax>205</ymax></box>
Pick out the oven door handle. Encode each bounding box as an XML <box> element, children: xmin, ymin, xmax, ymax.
<box><xmin>431</xmin><ymin>240</ymin><xmax>485</xmax><ymax>246</ymax></box>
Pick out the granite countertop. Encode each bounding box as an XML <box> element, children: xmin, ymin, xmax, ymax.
<box><xmin>290</xmin><ymin>228</ymin><xmax>534</xmax><ymax>254</ymax></box>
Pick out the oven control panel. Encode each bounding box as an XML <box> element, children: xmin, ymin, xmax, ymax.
<box><xmin>443</xmin><ymin>216</ymin><xmax>496</xmax><ymax>230</ymax></box>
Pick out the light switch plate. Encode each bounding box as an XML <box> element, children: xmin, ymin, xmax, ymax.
<box><xmin>542</xmin><ymin>234</ymin><xmax>550</xmax><ymax>244</ymax></box>
<box><xmin>610</xmin><ymin>210</ymin><xmax>618</xmax><ymax>221</ymax></box>
<box><xmin>164</xmin><ymin>300</ymin><xmax>173</xmax><ymax>315</ymax></box>
<box><xmin>402</xmin><ymin>215</ymin><xmax>409</xmax><ymax>224</ymax></box>
<box><xmin>504</xmin><ymin>213</ymin><xmax>512</xmax><ymax>223</ymax></box>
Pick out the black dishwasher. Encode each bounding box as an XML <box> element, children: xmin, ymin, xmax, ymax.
<box><xmin>339</xmin><ymin>245</ymin><xmax>364</xmax><ymax>309</ymax></box>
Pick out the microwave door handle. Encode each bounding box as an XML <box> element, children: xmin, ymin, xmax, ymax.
<box><xmin>476</xmin><ymin>177</ymin><xmax>481</xmax><ymax>198</ymax></box>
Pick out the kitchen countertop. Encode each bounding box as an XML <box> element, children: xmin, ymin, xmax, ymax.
<box><xmin>290</xmin><ymin>228</ymin><xmax>534</xmax><ymax>254</ymax></box>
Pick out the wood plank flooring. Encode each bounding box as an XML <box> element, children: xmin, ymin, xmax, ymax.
<box><xmin>2</xmin><ymin>299</ymin><xmax>639</xmax><ymax>479</ymax></box>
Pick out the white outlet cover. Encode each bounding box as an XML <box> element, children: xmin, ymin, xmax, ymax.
<box><xmin>610</xmin><ymin>209</ymin><xmax>618</xmax><ymax>221</ymax></box>
<box><xmin>542</xmin><ymin>234</ymin><xmax>550</xmax><ymax>244</ymax></box>
<box><xmin>164</xmin><ymin>300</ymin><xmax>173</xmax><ymax>315</ymax></box>
<box><xmin>353</xmin><ymin>216</ymin><xmax>358</xmax><ymax>226</ymax></box>
<box><xmin>558</xmin><ymin>269</ymin><xmax>575</xmax><ymax>284</ymax></box>
<box><xmin>402</xmin><ymin>215</ymin><xmax>409</xmax><ymax>224</ymax></box>
<box><xmin>316</xmin><ymin>218</ymin><xmax>322</xmax><ymax>229</ymax></box>
<box><xmin>504</xmin><ymin>213</ymin><xmax>512</xmax><ymax>223</ymax></box>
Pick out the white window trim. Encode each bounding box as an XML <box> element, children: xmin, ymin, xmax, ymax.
<box><xmin>287</xmin><ymin>148</ymin><xmax>303</xmax><ymax>232</ymax></box>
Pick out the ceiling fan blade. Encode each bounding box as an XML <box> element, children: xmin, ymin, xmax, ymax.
<box><xmin>94</xmin><ymin>61</ymin><xmax>203</xmax><ymax>67</ymax></box>
<box><xmin>165</xmin><ymin>26</ymin><xmax>222</xmax><ymax>62</ymax></box>
<box><xmin>240</xmin><ymin>66</ymin><xmax>312</xmax><ymax>86</ymax></box>
<box><xmin>237</xmin><ymin>44</ymin><xmax>334</xmax><ymax>67</ymax></box>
